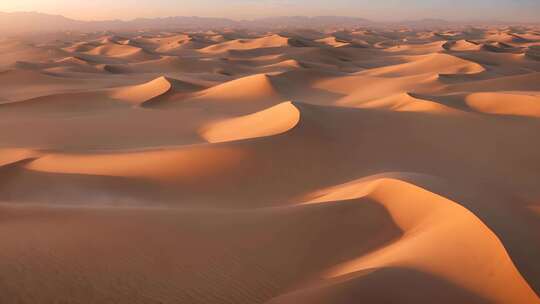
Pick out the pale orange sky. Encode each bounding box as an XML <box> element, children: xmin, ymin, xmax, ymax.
<box><xmin>1</xmin><ymin>0</ymin><xmax>539</xmax><ymax>22</ymax></box>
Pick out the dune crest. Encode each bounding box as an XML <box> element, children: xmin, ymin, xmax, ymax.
<box><xmin>465</xmin><ymin>92</ymin><xmax>540</xmax><ymax>117</ymax></box>
<box><xmin>200</xmin><ymin>101</ymin><xmax>300</xmax><ymax>143</ymax></box>
<box><xmin>305</xmin><ymin>177</ymin><xmax>539</xmax><ymax>303</ymax></box>
<box><xmin>353</xmin><ymin>92</ymin><xmax>463</xmax><ymax>114</ymax></box>
<box><xmin>0</xmin><ymin>148</ymin><xmax>38</xmax><ymax>166</ymax></box>
<box><xmin>200</xmin><ymin>34</ymin><xmax>291</xmax><ymax>53</ymax></box>
<box><xmin>443</xmin><ymin>39</ymin><xmax>481</xmax><ymax>51</ymax></box>
<box><xmin>205</xmin><ymin>74</ymin><xmax>276</xmax><ymax>97</ymax></box>
<box><xmin>110</xmin><ymin>76</ymin><xmax>173</xmax><ymax>104</ymax></box>
<box><xmin>365</xmin><ymin>53</ymin><xmax>485</xmax><ymax>77</ymax></box>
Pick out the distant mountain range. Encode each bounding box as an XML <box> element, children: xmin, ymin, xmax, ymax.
<box><xmin>0</xmin><ymin>12</ymin><xmax>536</xmax><ymax>35</ymax></box>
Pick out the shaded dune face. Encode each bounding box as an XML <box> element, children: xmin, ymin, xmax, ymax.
<box><xmin>0</xmin><ymin>25</ymin><xmax>540</xmax><ymax>304</ymax></box>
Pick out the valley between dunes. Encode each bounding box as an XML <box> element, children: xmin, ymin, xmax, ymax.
<box><xmin>1</xmin><ymin>25</ymin><xmax>540</xmax><ymax>303</ymax></box>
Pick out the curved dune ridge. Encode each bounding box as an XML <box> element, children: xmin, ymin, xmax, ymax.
<box><xmin>84</xmin><ymin>43</ymin><xmax>146</xmax><ymax>57</ymax></box>
<box><xmin>465</xmin><ymin>92</ymin><xmax>540</xmax><ymax>117</ymax></box>
<box><xmin>482</xmin><ymin>42</ymin><xmax>524</xmax><ymax>54</ymax></box>
<box><xmin>260</xmin><ymin>59</ymin><xmax>305</xmax><ymax>72</ymax></box>
<box><xmin>287</xmin><ymin>176</ymin><xmax>539</xmax><ymax>304</ymax></box>
<box><xmin>200</xmin><ymin>34</ymin><xmax>291</xmax><ymax>53</ymax></box>
<box><xmin>0</xmin><ymin>148</ymin><xmax>38</xmax><ymax>166</ymax></box>
<box><xmin>442</xmin><ymin>39</ymin><xmax>482</xmax><ymax>51</ymax></box>
<box><xmin>110</xmin><ymin>76</ymin><xmax>173</xmax><ymax>104</ymax></box>
<box><xmin>353</xmin><ymin>92</ymin><xmax>463</xmax><ymax>114</ymax></box>
<box><xmin>203</xmin><ymin>73</ymin><xmax>278</xmax><ymax>98</ymax></box>
<box><xmin>200</xmin><ymin>101</ymin><xmax>300</xmax><ymax>143</ymax></box>
<box><xmin>372</xmin><ymin>91</ymin><xmax>540</xmax><ymax>118</ymax></box>
<box><xmin>1</xmin><ymin>25</ymin><xmax>540</xmax><ymax>304</ymax></box>
<box><xmin>316</xmin><ymin>37</ymin><xmax>351</xmax><ymax>48</ymax></box>
<box><xmin>132</xmin><ymin>73</ymin><xmax>287</xmax><ymax>110</ymax></box>
<box><xmin>365</xmin><ymin>53</ymin><xmax>485</xmax><ymax>77</ymax></box>
<box><xmin>184</xmin><ymin>73</ymin><xmax>284</xmax><ymax>107</ymax></box>
<box><xmin>0</xmin><ymin>92</ymin><xmax>115</xmax><ymax>113</ymax></box>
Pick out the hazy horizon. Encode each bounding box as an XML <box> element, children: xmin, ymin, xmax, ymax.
<box><xmin>1</xmin><ymin>0</ymin><xmax>539</xmax><ymax>22</ymax></box>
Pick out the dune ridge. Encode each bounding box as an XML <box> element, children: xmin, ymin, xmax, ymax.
<box><xmin>303</xmin><ymin>177</ymin><xmax>538</xmax><ymax>303</ymax></box>
<box><xmin>110</xmin><ymin>76</ymin><xmax>173</xmax><ymax>104</ymax></box>
<box><xmin>200</xmin><ymin>102</ymin><xmax>301</xmax><ymax>143</ymax></box>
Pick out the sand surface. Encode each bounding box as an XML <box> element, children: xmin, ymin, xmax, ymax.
<box><xmin>1</xmin><ymin>25</ymin><xmax>540</xmax><ymax>303</ymax></box>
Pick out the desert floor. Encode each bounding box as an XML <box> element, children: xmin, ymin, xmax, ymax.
<box><xmin>1</xmin><ymin>26</ymin><xmax>540</xmax><ymax>303</ymax></box>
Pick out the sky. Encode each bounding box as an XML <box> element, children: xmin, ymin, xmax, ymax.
<box><xmin>0</xmin><ymin>0</ymin><xmax>539</xmax><ymax>22</ymax></box>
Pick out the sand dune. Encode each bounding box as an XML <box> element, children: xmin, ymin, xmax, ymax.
<box><xmin>349</xmin><ymin>92</ymin><xmax>463</xmax><ymax>114</ymax></box>
<box><xmin>200</xmin><ymin>34</ymin><xmax>292</xmax><ymax>53</ymax></box>
<box><xmin>0</xmin><ymin>91</ymin><xmax>126</xmax><ymax>114</ymax></box>
<box><xmin>446</xmin><ymin>72</ymin><xmax>540</xmax><ymax>92</ymax></box>
<box><xmin>200</xmin><ymin>102</ymin><xmax>300</xmax><ymax>143</ymax></box>
<box><xmin>364</xmin><ymin>53</ymin><xmax>485</xmax><ymax>77</ymax></box>
<box><xmin>465</xmin><ymin>92</ymin><xmax>540</xmax><ymax>117</ymax></box>
<box><xmin>146</xmin><ymin>73</ymin><xmax>287</xmax><ymax>112</ymax></box>
<box><xmin>304</xmin><ymin>177</ymin><xmax>538</xmax><ymax>303</ymax></box>
<box><xmin>83</xmin><ymin>43</ymin><xmax>158</xmax><ymax>60</ymax></box>
<box><xmin>316</xmin><ymin>37</ymin><xmax>352</xmax><ymax>48</ymax></box>
<box><xmin>1</xmin><ymin>24</ymin><xmax>539</xmax><ymax>304</ymax></box>
<box><xmin>198</xmin><ymin>73</ymin><xmax>279</xmax><ymax>101</ymax></box>
<box><xmin>0</xmin><ymin>148</ymin><xmax>38</xmax><ymax>166</ymax></box>
<box><xmin>110</xmin><ymin>76</ymin><xmax>173</xmax><ymax>104</ymax></box>
<box><xmin>442</xmin><ymin>39</ymin><xmax>482</xmax><ymax>51</ymax></box>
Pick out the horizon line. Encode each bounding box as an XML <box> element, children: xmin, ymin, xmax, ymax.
<box><xmin>1</xmin><ymin>10</ymin><xmax>538</xmax><ymax>25</ymax></box>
